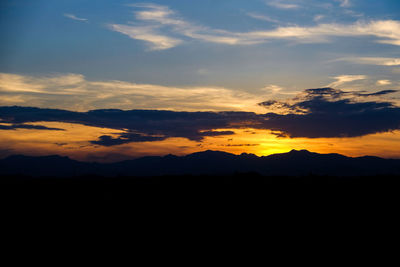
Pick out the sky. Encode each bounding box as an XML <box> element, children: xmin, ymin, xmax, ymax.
<box><xmin>0</xmin><ymin>0</ymin><xmax>400</xmax><ymax>161</ymax></box>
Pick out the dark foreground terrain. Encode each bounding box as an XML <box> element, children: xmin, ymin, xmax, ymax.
<box><xmin>2</xmin><ymin>173</ymin><xmax>400</xmax><ymax>202</ymax></box>
<box><xmin>1</xmin><ymin>149</ymin><xmax>400</xmax><ymax>177</ymax></box>
<box><xmin>3</xmin><ymin>173</ymin><xmax>399</xmax><ymax>244</ymax></box>
<box><xmin>3</xmin><ymin>173</ymin><xmax>400</xmax><ymax>185</ymax></box>
<box><xmin>1</xmin><ymin>150</ymin><xmax>400</xmax><ymax>204</ymax></box>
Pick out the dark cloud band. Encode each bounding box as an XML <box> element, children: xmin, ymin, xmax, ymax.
<box><xmin>1</xmin><ymin>88</ymin><xmax>399</xmax><ymax>145</ymax></box>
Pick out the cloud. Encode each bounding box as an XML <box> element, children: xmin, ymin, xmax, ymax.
<box><xmin>377</xmin><ymin>80</ymin><xmax>392</xmax><ymax>86</ymax></box>
<box><xmin>334</xmin><ymin>57</ymin><xmax>400</xmax><ymax>66</ymax></box>
<box><xmin>108</xmin><ymin>4</ymin><xmax>400</xmax><ymax>49</ymax></box>
<box><xmin>223</xmin><ymin>144</ymin><xmax>259</xmax><ymax>147</ymax></box>
<box><xmin>0</xmin><ymin>123</ymin><xmax>64</xmax><ymax>131</ymax></box>
<box><xmin>109</xmin><ymin>4</ymin><xmax>248</xmax><ymax>48</ymax></box>
<box><xmin>313</xmin><ymin>15</ymin><xmax>325</xmax><ymax>22</ymax></box>
<box><xmin>327</xmin><ymin>75</ymin><xmax>367</xmax><ymax>87</ymax></box>
<box><xmin>64</xmin><ymin>13</ymin><xmax>88</xmax><ymax>22</ymax></box>
<box><xmin>109</xmin><ymin>24</ymin><xmax>182</xmax><ymax>50</ymax></box>
<box><xmin>0</xmin><ymin>73</ymin><xmax>86</xmax><ymax>94</ymax></box>
<box><xmin>1</xmin><ymin>87</ymin><xmax>399</xmax><ymax>145</ymax></box>
<box><xmin>91</xmin><ymin>133</ymin><xmax>165</xmax><ymax>146</ymax></box>
<box><xmin>243</xmin><ymin>20</ymin><xmax>400</xmax><ymax>46</ymax></box>
<box><xmin>261</xmin><ymin>85</ymin><xmax>284</xmax><ymax>94</ymax></box>
<box><xmin>357</xmin><ymin>89</ymin><xmax>397</xmax><ymax>96</ymax></box>
<box><xmin>336</xmin><ymin>0</ymin><xmax>351</xmax><ymax>8</ymax></box>
<box><xmin>247</xmin><ymin>13</ymin><xmax>280</xmax><ymax>24</ymax></box>
<box><xmin>200</xmin><ymin>130</ymin><xmax>235</xmax><ymax>137</ymax></box>
<box><xmin>0</xmin><ymin>107</ymin><xmax>254</xmax><ymax>144</ymax></box>
<box><xmin>258</xmin><ymin>87</ymin><xmax>400</xmax><ymax>138</ymax></box>
<box><xmin>0</xmin><ymin>72</ymin><xmax>268</xmax><ymax>113</ymax></box>
<box><xmin>266</xmin><ymin>1</ymin><xmax>300</xmax><ymax>9</ymax></box>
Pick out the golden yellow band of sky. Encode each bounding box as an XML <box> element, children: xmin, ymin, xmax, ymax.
<box><xmin>1</xmin><ymin>122</ymin><xmax>399</xmax><ymax>162</ymax></box>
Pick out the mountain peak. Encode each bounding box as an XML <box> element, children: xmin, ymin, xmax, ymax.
<box><xmin>190</xmin><ymin>150</ymin><xmax>234</xmax><ymax>156</ymax></box>
<box><xmin>264</xmin><ymin>149</ymin><xmax>317</xmax><ymax>160</ymax></box>
<box><xmin>288</xmin><ymin>149</ymin><xmax>313</xmax><ymax>154</ymax></box>
<box><xmin>186</xmin><ymin>150</ymin><xmax>236</xmax><ymax>159</ymax></box>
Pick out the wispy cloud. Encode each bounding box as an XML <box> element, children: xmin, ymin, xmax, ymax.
<box><xmin>377</xmin><ymin>80</ymin><xmax>392</xmax><ymax>86</ymax></box>
<box><xmin>110</xmin><ymin>24</ymin><xmax>182</xmax><ymax>50</ymax></box>
<box><xmin>109</xmin><ymin>4</ymin><xmax>249</xmax><ymax>49</ymax></box>
<box><xmin>328</xmin><ymin>75</ymin><xmax>367</xmax><ymax>87</ymax></box>
<box><xmin>334</xmin><ymin>57</ymin><xmax>400</xmax><ymax>66</ymax></box>
<box><xmin>313</xmin><ymin>15</ymin><xmax>325</xmax><ymax>22</ymax></box>
<box><xmin>108</xmin><ymin>4</ymin><xmax>400</xmax><ymax>50</ymax></box>
<box><xmin>0</xmin><ymin>73</ymin><xmax>269</xmax><ymax>113</ymax></box>
<box><xmin>261</xmin><ymin>85</ymin><xmax>284</xmax><ymax>94</ymax></box>
<box><xmin>247</xmin><ymin>13</ymin><xmax>280</xmax><ymax>24</ymax></box>
<box><xmin>266</xmin><ymin>1</ymin><xmax>300</xmax><ymax>9</ymax></box>
<box><xmin>336</xmin><ymin>0</ymin><xmax>351</xmax><ymax>8</ymax></box>
<box><xmin>243</xmin><ymin>20</ymin><xmax>400</xmax><ymax>46</ymax></box>
<box><xmin>64</xmin><ymin>13</ymin><xmax>88</xmax><ymax>22</ymax></box>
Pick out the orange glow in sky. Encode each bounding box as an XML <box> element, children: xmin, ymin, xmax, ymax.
<box><xmin>1</xmin><ymin>122</ymin><xmax>399</xmax><ymax>162</ymax></box>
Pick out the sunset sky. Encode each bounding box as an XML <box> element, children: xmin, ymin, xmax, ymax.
<box><xmin>1</xmin><ymin>0</ymin><xmax>400</xmax><ymax>162</ymax></box>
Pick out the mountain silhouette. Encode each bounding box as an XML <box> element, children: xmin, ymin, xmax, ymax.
<box><xmin>1</xmin><ymin>150</ymin><xmax>399</xmax><ymax>177</ymax></box>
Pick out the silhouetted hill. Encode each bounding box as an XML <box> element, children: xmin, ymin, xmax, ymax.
<box><xmin>1</xmin><ymin>150</ymin><xmax>400</xmax><ymax>177</ymax></box>
<box><xmin>0</xmin><ymin>155</ymin><xmax>102</xmax><ymax>177</ymax></box>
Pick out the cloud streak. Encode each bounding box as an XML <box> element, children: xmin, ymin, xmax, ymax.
<box><xmin>327</xmin><ymin>75</ymin><xmax>367</xmax><ymax>87</ymax></box>
<box><xmin>64</xmin><ymin>13</ymin><xmax>88</xmax><ymax>22</ymax></box>
<box><xmin>109</xmin><ymin>24</ymin><xmax>182</xmax><ymax>50</ymax></box>
<box><xmin>0</xmin><ymin>123</ymin><xmax>64</xmax><ymax>131</ymax></box>
<box><xmin>0</xmin><ymin>73</ymin><xmax>268</xmax><ymax>113</ymax></box>
<box><xmin>337</xmin><ymin>0</ymin><xmax>351</xmax><ymax>8</ymax></box>
<box><xmin>377</xmin><ymin>80</ymin><xmax>392</xmax><ymax>86</ymax></box>
<box><xmin>335</xmin><ymin>57</ymin><xmax>400</xmax><ymax>66</ymax></box>
<box><xmin>266</xmin><ymin>1</ymin><xmax>300</xmax><ymax>9</ymax></box>
<box><xmin>246</xmin><ymin>13</ymin><xmax>280</xmax><ymax>24</ymax></box>
<box><xmin>108</xmin><ymin>3</ymin><xmax>400</xmax><ymax>50</ymax></box>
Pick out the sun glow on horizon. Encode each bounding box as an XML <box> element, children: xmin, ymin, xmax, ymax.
<box><xmin>1</xmin><ymin>122</ymin><xmax>399</xmax><ymax>162</ymax></box>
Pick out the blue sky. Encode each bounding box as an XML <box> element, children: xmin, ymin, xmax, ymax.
<box><xmin>1</xmin><ymin>0</ymin><xmax>400</xmax><ymax>160</ymax></box>
<box><xmin>0</xmin><ymin>0</ymin><xmax>400</xmax><ymax>111</ymax></box>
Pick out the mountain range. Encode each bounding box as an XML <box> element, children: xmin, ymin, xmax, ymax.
<box><xmin>1</xmin><ymin>150</ymin><xmax>399</xmax><ymax>177</ymax></box>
